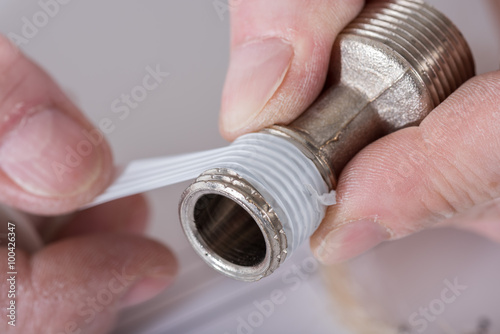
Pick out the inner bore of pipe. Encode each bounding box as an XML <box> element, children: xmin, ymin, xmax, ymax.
<box><xmin>194</xmin><ymin>194</ymin><xmax>267</xmax><ymax>267</ymax></box>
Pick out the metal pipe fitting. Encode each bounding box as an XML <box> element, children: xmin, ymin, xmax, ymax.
<box><xmin>180</xmin><ymin>0</ymin><xmax>475</xmax><ymax>281</ymax></box>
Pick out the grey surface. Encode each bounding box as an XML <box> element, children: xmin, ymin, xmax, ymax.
<box><xmin>1</xmin><ymin>0</ymin><xmax>230</xmax><ymax>253</ymax></box>
<box><xmin>0</xmin><ymin>1</ymin><xmax>499</xmax><ymax>333</ymax></box>
<box><xmin>0</xmin><ymin>0</ymin><xmax>498</xmax><ymax>251</ymax></box>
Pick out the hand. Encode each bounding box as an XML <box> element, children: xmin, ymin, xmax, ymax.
<box><xmin>0</xmin><ymin>35</ymin><xmax>177</xmax><ymax>333</ymax></box>
<box><xmin>219</xmin><ymin>0</ymin><xmax>500</xmax><ymax>264</ymax></box>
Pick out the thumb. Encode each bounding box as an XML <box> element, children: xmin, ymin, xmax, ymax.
<box><xmin>219</xmin><ymin>0</ymin><xmax>364</xmax><ymax>140</ymax></box>
<box><xmin>0</xmin><ymin>35</ymin><xmax>113</xmax><ymax>215</ymax></box>
<box><xmin>311</xmin><ymin>72</ymin><xmax>500</xmax><ymax>264</ymax></box>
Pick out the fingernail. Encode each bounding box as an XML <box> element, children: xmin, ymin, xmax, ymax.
<box><xmin>120</xmin><ymin>276</ymin><xmax>174</xmax><ymax>308</ymax></box>
<box><xmin>221</xmin><ymin>38</ymin><xmax>293</xmax><ymax>133</ymax></box>
<box><xmin>0</xmin><ymin>108</ymin><xmax>104</xmax><ymax>197</ymax></box>
<box><xmin>314</xmin><ymin>219</ymin><xmax>390</xmax><ymax>265</ymax></box>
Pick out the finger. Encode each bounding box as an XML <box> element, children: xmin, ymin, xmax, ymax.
<box><xmin>54</xmin><ymin>195</ymin><xmax>149</xmax><ymax>240</ymax></box>
<box><xmin>0</xmin><ymin>35</ymin><xmax>113</xmax><ymax>215</ymax></box>
<box><xmin>0</xmin><ymin>234</ymin><xmax>177</xmax><ymax>333</ymax></box>
<box><xmin>219</xmin><ymin>0</ymin><xmax>364</xmax><ymax>140</ymax></box>
<box><xmin>310</xmin><ymin>71</ymin><xmax>500</xmax><ymax>264</ymax></box>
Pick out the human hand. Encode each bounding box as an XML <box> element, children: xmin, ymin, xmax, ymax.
<box><xmin>0</xmin><ymin>35</ymin><xmax>177</xmax><ymax>333</ymax></box>
<box><xmin>219</xmin><ymin>0</ymin><xmax>500</xmax><ymax>264</ymax></box>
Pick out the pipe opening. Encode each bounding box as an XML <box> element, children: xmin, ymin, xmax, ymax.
<box><xmin>194</xmin><ymin>194</ymin><xmax>267</xmax><ymax>267</ymax></box>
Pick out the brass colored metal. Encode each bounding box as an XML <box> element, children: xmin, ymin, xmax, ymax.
<box><xmin>180</xmin><ymin>0</ymin><xmax>475</xmax><ymax>281</ymax></box>
<box><xmin>268</xmin><ymin>0</ymin><xmax>475</xmax><ymax>188</ymax></box>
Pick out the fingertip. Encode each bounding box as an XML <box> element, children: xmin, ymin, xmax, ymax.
<box><xmin>311</xmin><ymin>217</ymin><xmax>391</xmax><ymax>264</ymax></box>
<box><xmin>219</xmin><ymin>37</ymin><xmax>294</xmax><ymax>139</ymax></box>
<box><xmin>219</xmin><ymin>0</ymin><xmax>365</xmax><ymax>139</ymax></box>
<box><xmin>120</xmin><ymin>244</ymin><xmax>178</xmax><ymax>309</ymax></box>
<box><xmin>0</xmin><ymin>38</ymin><xmax>115</xmax><ymax>214</ymax></box>
<box><xmin>119</xmin><ymin>276</ymin><xmax>175</xmax><ymax>309</ymax></box>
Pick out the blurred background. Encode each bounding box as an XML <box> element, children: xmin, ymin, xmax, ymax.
<box><xmin>0</xmin><ymin>0</ymin><xmax>499</xmax><ymax>333</ymax></box>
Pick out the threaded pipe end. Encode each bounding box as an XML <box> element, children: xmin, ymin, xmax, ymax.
<box><xmin>179</xmin><ymin>133</ymin><xmax>328</xmax><ymax>281</ymax></box>
<box><xmin>343</xmin><ymin>0</ymin><xmax>475</xmax><ymax>107</ymax></box>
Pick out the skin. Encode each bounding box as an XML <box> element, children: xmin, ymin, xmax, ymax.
<box><xmin>218</xmin><ymin>0</ymin><xmax>500</xmax><ymax>264</ymax></box>
<box><xmin>0</xmin><ymin>34</ymin><xmax>177</xmax><ymax>333</ymax></box>
<box><xmin>0</xmin><ymin>0</ymin><xmax>499</xmax><ymax>332</ymax></box>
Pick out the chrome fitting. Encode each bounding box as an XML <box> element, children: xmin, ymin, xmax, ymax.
<box><xmin>180</xmin><ymin>0</ymin><xmax>475</xmax><ymax>281</ymax></box>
